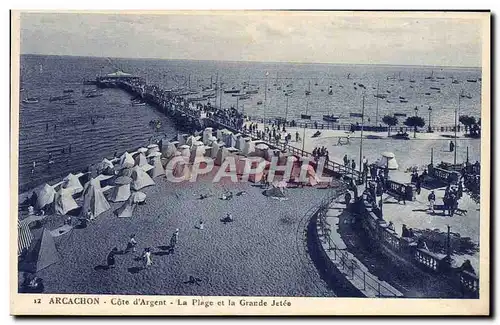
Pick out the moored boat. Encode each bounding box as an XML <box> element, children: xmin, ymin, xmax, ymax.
<box><xmin>49</xmin><ymin>94</ymin><xmax>72</xmax><ymax>102</ymax></box>
<box><xmin>22</xmin><ymin>97</ymin><xmax>39</xmax><ymax>104</ymax></box>
<box><xmin>322</xmin><ymin>115</ymin><xmax>339</xmax><ymax>122</ymax></box>
<box><xmin>224</xmin><ymin>88</ymin><xmax>240</xmax><ymax>94</ymax></box>
<box><xmin>394</xmin><ymin>113</ymin><xmax>407</xmax><ymax>117</ymax></box>
<box><xmin>63</xmin><ymin>89</ymin><xmax>74</xmax><ymax>93</ymax></box>
<box><xmin>64</xmin><ymin>100</ymin><xmax>77</xmax><ymax>105</ymax></box>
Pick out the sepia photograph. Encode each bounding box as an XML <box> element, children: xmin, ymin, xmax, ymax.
<box><xmin>10</xmin><ymin>10</ymin><xmax>490</xmax><ymax>315</ymax></box>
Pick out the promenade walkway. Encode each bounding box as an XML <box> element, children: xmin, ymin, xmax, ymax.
<box><xmin>316</xmin><ymin>195</ymin><xmax>403</xmax><ymax>298</ymax></box>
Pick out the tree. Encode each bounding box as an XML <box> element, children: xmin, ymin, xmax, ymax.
<box><xmin>459</xmin><ymin>115</ymin><xmax>477</xmax><ymax>135</ymax></box>
<box><xmin>382</xmin><ymin>115</ymin><xmax>398</xmax><ymax>136</ymax></box>
<box><xmin>404</xmin><ymin>116</ymin><xmax>425</xmax><ymax>138</ymax></box>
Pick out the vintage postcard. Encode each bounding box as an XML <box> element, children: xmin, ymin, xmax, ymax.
<box><xmin>10</xmin><ymin>10</ymin><xmax>490</xmax><ymax>316</ymax></box>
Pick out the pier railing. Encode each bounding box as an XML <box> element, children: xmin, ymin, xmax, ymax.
<box><xmin>245</xmin><ymin>116</ymin><xmax>463</xmax><ymax>134</ymax></box>
<box><xmin>316</xmin><ymin>198</ymin><xmax>401</xmax><ymax>298</ymax></box>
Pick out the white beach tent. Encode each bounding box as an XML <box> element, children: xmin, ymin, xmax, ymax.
<box><xmin>34</xmin><ymin>184</ymin><xmax>56</xmax><ymax>210</ymax></box>
<box><xmin>162</xmin><ymin>142</ymin><xmax>178</xmax><ymax>160</ymax></box>
<box><xmin>214</xmin><ymin>147</ymin><xmax>230</xmax><ymax>166</ymax></box>
<box><xmin>179</xmin><ymin>145</ymin><xmax>191</xmax><ymax>158</ymax></box>
<box><xmin>186</xmin><ymin>135</ymin><xmax>202</xmax><ymax>147</ymax></box>
<box><xmin>54</xmin><ymin>186</ymin><xmax>79</xmax><ymax>215</ymax></box>
<box><xmin>177</xmin><ymin>133</ymin><xmax>188</xmax><ymax>146</ymax></box>
<box><xmin>172</xmin><ymin>156</ymin><xmax>191</xmax><ymax>180</ymax></box>
<box><xmin>236</xmin><ymin>134</ymin><xmax>246</xmax><ymax>150</ymax></box>
<box><xmin>377</xmin><ymin>152</ymin><xmax>399</xmax><ymax>170</ymax></box>
<box><xmin>202</xmin><ymin>127</ymin><xmax>213</xmax><ymax>145</ymax></box>
<box><xmin>62</xmin><ymin>173</ymin><xmax>84</xmax><ymax>195</ymax></box>
<box><xmin>146</xmin><ymin>144</ymin><xmax>160</xmax><ymax>156</ymax></box>
<box><xmin>147</xmin><ymin>152</ymin><xmax>165</xmax><ymax>178</ymax></box>
<box><xmin>216</xmin><ymin>128</ymin><xmax>230</xmax><ymax>141</ymax></box>
<box><xmin>119</xmin><ymin>152</ymin><xmax>135</xmax><ymax>169</ymax></box>
<box><xmin>114</xmin><ymin>197</ymin><xmax>136</xmax><ymax>218</ymax></box>
<box><xmin>223</xmin><ymin>131</ymin><xmax>237</xmax><ymax>148</ymax></box>
<box><xmin>255</xmin><ymin>143</ymin><xmax>269</xmax><ymax>158</ymax></box>
<box><xmin>108</xmin><ymin>176</ymin><xmax>132</xmax><ymax>203</ymax></box>
<box><xmin>242</xmin><ymin>138</ymin><xmax>255</xmax><ymax>156</ymax></box>
<box><xmin>129</xmin><ymin>165</ymin><xmax>155</xmax><ymax>190</ymax></box>
<box><xmin>135</xmin><ymin>152</ymin><xmax>148</xmax><ymax>167</ymax></box>
<box><xmin>211</xmin><ymin>141</ymin><xmax>224</xmax><ymax>159</ymax></box>
<box><xmin>189</xmin><ymin>143</ymin><xmax>207</xmax><ymax>163</ymax></box>
<box><xmin>80</xmin><ymin>178</ymin><xmax>111</xmax><ymax>219</ymax></box>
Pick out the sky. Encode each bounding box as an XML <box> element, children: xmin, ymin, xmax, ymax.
<box><xmin>19</xmin><ymin>11</ymin><xmax>486</xmax><ymax>67</ymax></box>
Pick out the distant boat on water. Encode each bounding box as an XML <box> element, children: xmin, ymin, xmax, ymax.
<box><xmin>394</xmin><ymin>113</ymin><xmax>407</xmax><ymax>117</ymax></box>
<box><xmin>63</xmin><ymin>89</ymin><xmax>74</xmax><ymax>93</ymax></box>
<box><xmin>50</xmin><ymin>94</ymin><xmax>72</xmax><ymax>102</ymax></box>
<box><xmin>467</xmin><ymin>79</ymin><xmax>478</xmax><ymax>83</ymax></box>
<box><xmin>257</xmin><ymin>101</ymin><xmax>263</xmax><ymax>105</ymax></box>
<box><xmin>22</xmin><ymin>97</ymin><xmax>39</xmax><ymax>104</ymax></box>
<box><xmin>224</xmin><ymin>88</ymin><xmax>240</xmax><ymax>94</ymax></box>
<box><xmin>430</xmin><ymin>87</ymin><xmax>441</xmax><ymax>90</ymax></box>
<box><xmin>301</xmin><ymin>114</ymin><xmax>311</xmax><ymax>119</ymax></box>
<box><xmin>452</xmin><ymin>79</ymin><xmax>460</xmax><ymax>84</ymax></box>
<box><xmin>374</xmin><ymin>93</ymin><xmax>387</xmax><ymax>99</ymax></box>
<box><xmin>65</xmin><ymin>100</ymin><xmax>77</xmax><ymax>106</ymax></box>
<box><xmin>400</xmin><ymin>99</ymin><xmax>408</xmax><ymax>103</ymax></box>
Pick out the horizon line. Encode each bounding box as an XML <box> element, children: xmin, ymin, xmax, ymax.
<box><xmin>20</xmin><ymin>53</ymin><xmax>482</xmax><ymax>70</ymax></box>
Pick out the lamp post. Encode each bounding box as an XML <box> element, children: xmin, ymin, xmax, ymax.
<box><xmin>359</xmin><ymin>94</ymin><xmax>365</xmax><ymax>177</ymax></box>
<box><xmin>413</xmin><ymin>106</ymin><xmax>419</xmax><ymax>138</ymax></box>
<box><xmin>454</xmin><ymin>93</ymin><xmax>460</xmax><ymax>165</ymax></box>
<box><xmin>428</xmin><ymin>106</ymin><xmax>432</xmax><ymax>133</ymax></box>
<box><xmin>285</xmin><ymin>93</ymin><xmax>289</xmax><ymax>124</ymax></box>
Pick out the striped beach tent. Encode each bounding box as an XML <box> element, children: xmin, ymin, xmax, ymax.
<box><xmin>18</xmin><ymin>220</ymin><xmax>33</xmax><ymax>256</ymax></box>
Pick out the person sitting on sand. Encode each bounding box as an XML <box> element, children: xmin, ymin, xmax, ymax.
<box><xmin>221</xmin><ymin>191</ymin><xmax>233</xmax><ymax>200</ymax></box>
<box><xmin>107</xmin><ymin>247</ymin><xmax>118</xmax><ymax>268</ymax></box>
<box><xmin>224</xmin><ymin>213</ymin><xmax>234</xmax><ymax>223</ymax></box>
<box><xmin>125</xmin><ymin>234</ymin><xmax>137</xmax><ymax>253</ymax></box>
<box><xmin>198</xmin><ymin>221</ymin><xmax>204</xmax><ymax>230</ymax></box>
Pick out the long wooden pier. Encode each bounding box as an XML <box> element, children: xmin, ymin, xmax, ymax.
<box><xmin>96</xmin><ymin>76</ymin><xmax>364</xmax><ymax>182</ymax></box>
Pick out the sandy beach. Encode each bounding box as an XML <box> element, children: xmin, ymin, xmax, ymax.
<box><xmin>33</xmin><ymin>172</ymin><xmax>339</xmax><ymax>297</ymax></box>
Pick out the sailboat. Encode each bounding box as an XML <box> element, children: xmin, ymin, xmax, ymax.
<box><xmin>425</xmin><ymin>70</ymin><xmax>434</xmax><ymax>80</ymax></box>
<box><xmin>22</xmin><ymin>90</ymin><xmax>39</xmax><ymax>104</ymax></box>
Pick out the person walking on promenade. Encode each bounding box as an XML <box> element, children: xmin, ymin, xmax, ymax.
<box><xmin>415</xmin><ymin>176</ymin><xmax>422</xmax><ymax>195</ymax></box>
<box><xmin>142</xmin><ymin>248</ymin><xmax>152</xmax><ymax>269</ymax></box>
<box><xmin>107</xmin><ymin>247</ymin><xmax>118</xmax><ymax>269</ymax></box>
<box><xmin>351</xmin><ymin>159</ymin><xmax>356</xmax><ymax>171</ymax></box>
<box><xmin>295</xmin><ymin>131</ymin><xmax>300</xmax><ymax>142</ymax></box>
<box><xmin>428</xmin><ymin>190</ymin><xmax>436</xmax><ymax>214</ymax></box>
<box><xmin>125</xmin><ymin>234</ymin><xmax>137</xmax><ymax>253</ymax></box>
<box><xmin>344</xmin><ymin>191</ymin><xmax>352</xmax><ymax>209</ymax></box>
